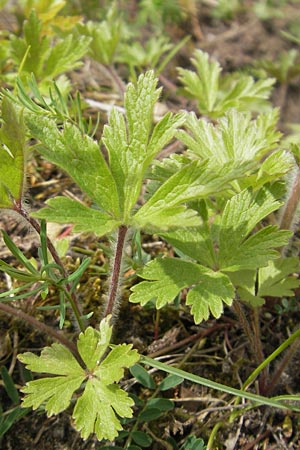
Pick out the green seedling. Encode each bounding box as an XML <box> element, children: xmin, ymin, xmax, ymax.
<box><xmin>1</xmin><ymin>64</ymin><xmax>300</xmax><ymax>445</ymax></box>
<box><xmin>178</xmin><ymin>49</ymin><xmax>275</xmax><ymax>118</ymax></box>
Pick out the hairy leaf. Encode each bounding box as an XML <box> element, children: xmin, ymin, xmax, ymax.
<box><xmin>133</xmin><ymin>159</ymin><xmax>252</xmax><ymax>230</ymax></box>
<box><xmin>102</xmin><ymin>70</ymin><xmax>185</xmax><ymax>219</ymax></box>
<box><xmin>177</xmin><ymin>109</ymin><xmax>281</xmax><ymax>170</ymax></box>
<box><xmin>18</xmin><ymin>317</ymin><xmax>139</xmax><ymax>441</ymax></box>
<box><xmin>0</xmin><ymin>98</ymin><xmax>26</xmax><ymax>208</ymax></box>
<box><xmin>178</xmin><ymin>49</ymin><xmax>274</xmax><ymax>117</ymax></box>
<box><xmin>25</xmin><ymin>115</ymin><xmax>120</xmax><ymax>217</ymax></box>
<box><xmin>130</xmin><ymin>258</ymin><xmax>234</xmax><ymax>323</ymax></box>
<box><xmin>218</xmin><ymin>188</ymin><xmax>292</xmax><ymax>270</ymax></box>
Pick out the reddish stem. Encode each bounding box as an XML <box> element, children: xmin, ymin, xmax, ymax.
<box><xmin>105</xmin><ymin>225</ymin><xmax>128</xmax><ymax>317</ymax></box>
<box><xmin>0</xmin><ymin>301</ymin><xmax>78</xmax><ymax>356</ymax></box>
<box><xmin>13</xmin><ymin>200</ymin><xmax>84</xmax><ymax>331</ymax></box>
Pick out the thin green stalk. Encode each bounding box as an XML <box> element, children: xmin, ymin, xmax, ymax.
<box><xmin>13</xmin><ymin>200</ymin><xmax>85</xmax><ymax>332</ymax></box>
<box><xmin>141</xmin><ymin>356</ymin><xmax>300</xmax><ymax>411</ymax></box>
<box><xmin>242</xmin><ymin>327</ymin><xmax>300</xmax><ymax>394</ymax></box>
<box><xmin>105</xmin><ymin>225</ymin><xmax>128</xmax><ymax>317</ymax></box>
<box><xmin>232</xmin><ymin>301</ymin><xmax>256</xmax><ymax>357</ymax></box>
<box><xmin>207</xmin><ymin>422</ymin><xmax>223</xmax><ymax>450</ymax></box>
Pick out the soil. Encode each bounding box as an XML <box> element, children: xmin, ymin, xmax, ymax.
<box><xmin>1</xmin><ymin>1</ymin><xmax>300</xmax><ymax>449</ymax></box>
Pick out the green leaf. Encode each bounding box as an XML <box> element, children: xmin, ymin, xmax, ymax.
<box><xmin>177</xmin><ymin>109</ymin><xmax>281</xmax><ymax>172</ymax></box>
<box><xmin>178</xmin><ymin>49</ymin><xmax>274</xmax><ymax>117</ymax></box>
<box><xmin>258</xmin><ymin>258</ymin><xmax>300</xmax><ymax>298</ymax></box>
<box><xmin>158</xmin><ymin>374</ymin><xmax>183</xmax><ymax>391</ymax></box>
<box><xmin>18</xmin><ymin>317</ymin><xmax>139</xmax><ymax>441</ymax></box>
<box><xmin>96</xmin><ymin>344</ymin><xmax>141</xmax><ymax>383</ymax></box>
<box><xmin>43</xmin><ymin>34</ymin><xmax>91</xmax><ymax>79</ymax></box>
<box><xmin>102</xmin><ymin>71</ymin><xmax>185</xmax><ymax>219</ymax></box>
<box><xmin>132</xmin><ymin>430</ymin><xmax>152</xmax><ymax>447</ymax></box>
<box><xmin>186</xmin><ymin>271</ymin><xmax>234</xmax><ymax>323</ymax></box>
<box><xmin>73</xmin><ymin>380</ymin><xmax>131</xmax><ymax>441</ymax></box>
<box><xmin>1</xmin><ymin>230</ymin><xmax>39</xmax><ymax>274</ymax></box>
<box><xmin>1</xmin><ymin>367</ymin><xmax>19</xmax><ymax>404</ymax></box>
<box><xmin>147</xmin><ymin>398</ymin><xmax>174</xmax><ymax>411</ymax></box>
<box><xmin>133</xmin><ymin>159</ymin><xmax>251</xmax><ymax>231</ymax></box>
<box><xmin>25</xmin><ymin>115</ymin><xmax>120</xmax><ymax>217</ymax></box>
<box><xmin>139</xmin><ymin>407</ymin><xmax>162</xmax><ymax>421</ymax></box>
<box><xmin>178</xmin><ymin>49</ymin><xmax>221</xmax><ymax>114</ymax></box>
<box><xmin>130</xmin><ymin>364</ymin><xmax>156</xmax><ymax>389</ymax></box>
<box><xmin>218</xmin><ymin>188</ymin><xmax>292</xmax><ymax>270</ymax></box>
<box><xmin>130</xmin><ymin>258</ymin><xmax>234</xmax><ymax>323</ymax></box>
<box><xmin>160</xmin><ymin>225</ymin><xmax>216</xmax><ymax>269</ymax></box>
<box><xmin>0</xmin><ymin>98</ymin><xmax>26</xmax><ymax>208</ymax></box>
<box><xmin>18</xmin><ymin>343</ymin><xmax>83</xmax><ymax>376</ymax></box>
<box><xmin>77</xmin><ymin>12</ymin><xmax>122</xmax><ymax>65</ymax></box>
<box><xmin>10</xmin><ymin>9</ymin><xmax>50</xmax><ymax>77</ymax></box>
<box><xmin>21</xmin><ymin>375</ymin><xmax>84</xmax><ymax>415</ymax></box>
<box><xmin>33</xmin><ymin>197</ymin><xmax>121</xmax><ymax>235</ymax></box>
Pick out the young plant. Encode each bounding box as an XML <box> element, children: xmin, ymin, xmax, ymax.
<box><xmin>9</xmin><ymin>9</ymin><xmax>91</xmax><ymax>91</ymax></box>
<box><xmin>178</xmin><ymin>49</ymin><xmax>275</xmax><ymax>118</ymax></box>
<box><xmin>1</xmin><ymin>69</ymin><xmax>300</xmax><ymax>446</ymax></box>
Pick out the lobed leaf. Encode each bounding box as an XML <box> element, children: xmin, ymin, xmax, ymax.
<box><xmin>18</xmin><ymin>343</ymin><xmax>83</xmax><ymax>376</ymax></box>
<box><xmin>18</xmin><ymin>317</ymin><xmax>139</xmax><ymax>440</ymax></box>
<box><xmin>218</xmin><ymin>188</ymin><xmax>292</xmax><ymax>270</ymax></box>
<box><xmin>160</xmin><ymin>225</ymin><xmax>216</xmax><ymax>269</ymax></box>
<box><xmin>133</xmin><ymin>159</ymin><xmax>252</xmax><ymax>230</ymax></box>
<box><xmin>21</xmin><ymin>375</ymin><xmax>84</xmax><ymax>415</ymax></box>
<box><xmin>102</xmin><ymin>71</ymin><xmax>185</xmax><ymax>219</ymax></box>
<box><xmin>25</xmin><ymin>114</ymin><xmax>120</xmax><ymax>216</ymax></box>
<box><xmin>177</xmin><ymin>109</ymin><xmax>281</xmax><ymax>171</ymax></box>
<box><xmin>130</xmin><ymin>258</ymin><xmax>234</xmax><ymax>323</ymax></box>
<box><xmin>96</xmin><ymin>344</ymin><xmax>140</xmax><ymax>384</ymax></box>
<box><xmin>43</xmin><ymin>34</ymin><xmax>91</xmax><ymax>79</ymax></box>
<box><xmin>258</xmin><ymin>257</ymin><xmax>300</xmax><ymax>297</ymax></box>
<box><xmin>186</xmin><ymin>272</ymin><xmax>234</xmax><ymax>323</ymax></box>
<box><xmin>178</xmin><ymin>49</ymin><xmax>274</xmax><ymax>117</ymax></box>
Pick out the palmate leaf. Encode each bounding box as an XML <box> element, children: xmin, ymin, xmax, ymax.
<box><xmin>130</xmin><ymin>258</ymin><xmax>234</xmax><ymax>323</ymax></box>
<box><xmin>0</xmin><ymin>98</ymin><xmax>26</xmax><ymax>208</ymax></box>
<box><xmin>10</xmin><ymin>9</ymin><xmax>90</xmax><ymax>81</ymax></box>
<box><xmin>25</xmin><ymin>115</ymin><xmax>120</xmax><ymax>217</ymax></box>
<box><xmin>102</xmin><ymin>70</ymin><xmax>186</xmax><ymax>219</ymax></box>
<box><xmin>160</xmin><ymin>225</ymin><xmax>216</xmax><ymax>269</ymax></box>
<box><xmin>258</xmin><ymin>257</ymin><xmax>300</xmax><ymax>297</ymax></box>
<box><xmin>10</xmin><ymin>9</ymin><xmax>50</xmax><ymax>77</ymax></box>
<box><xmin>178</xmin><ymin>49</ymin><xmax>274</xmax><ymax>117</ymax></box>
<box><xmin>218</xmin><ymin>188</ymin><xmax>292</xmax><ymax>271</ymax></box>
<box><xmin>228</xmin><ymin>258</ymin><xmax>300</xmax><ymax>308</ymax></box>
<box><xmin>18</xmin><ymin>317</ymin><xmax>140</xmax><ymax>441</ymax></box>
<box><xmin>42</xmin><ymin>34</ymin><xmax>91</xmax><ymax>79</ymax></box>
<box><xmin>177</xmin><ymin>109</ymin><xmax>281</xmax><ymax>168</ymax></box>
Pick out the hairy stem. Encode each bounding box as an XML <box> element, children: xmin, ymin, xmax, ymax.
<box><xmin>13</xmin><ymin>200</ymin><xmax>85</xmax><ymax>332</ymax></box>
<box><xmin>232</xmin><ymin>301</ymin><xmax>256</xmax><ymax>359</ymax></box>
<box><xmin>251</xmin><ymin>307</ymin><xmax>268</xmax><ymax>394</ymax></box>
<box><xmin>105</xmin><ymin>225</ymin><xmax>128</xmax><ymax>317</ymax></box>
<box><xmin>280</xmin><ymin>167</ymin><xmax>300</xmax><ymax>231</ymax></box>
